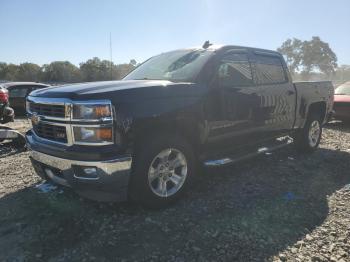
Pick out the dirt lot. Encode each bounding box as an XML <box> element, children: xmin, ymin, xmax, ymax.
<box><xmin>0</xmin><ymin>119</ymin><xmax>349</xmax><ymax>262</ymax></box>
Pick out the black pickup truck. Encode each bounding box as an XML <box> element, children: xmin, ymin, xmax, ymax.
<box><xmin>26</xmin><ymin>44</ymin><xmax>334</xmax><ymax>207</ymax></box>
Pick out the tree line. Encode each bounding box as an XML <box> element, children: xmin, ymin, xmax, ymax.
<box><xmin>1</xmin><ymin>37</ymin><xmax>350</xmax><ymax>85</ymax></box>
<box><xmin>0</xmin><ymin>57</ymin><xmax>138</xmax><ymax>84</ymax></box>
<box><xmin>278</xmin><ymin>36</ymin><xmax>350</xmax><ymax>84</ymax></box>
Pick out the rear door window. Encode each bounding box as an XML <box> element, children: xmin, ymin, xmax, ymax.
<box><xmin>254</xmin><ymin>54</ymin><xmax>287</xmax><ymax>85</ymax></box>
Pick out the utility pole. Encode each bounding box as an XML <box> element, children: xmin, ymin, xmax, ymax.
<box><xmin>110</xmin><ymin>32</ymin><xmax>113</xmax><ymax>80</ymax></box>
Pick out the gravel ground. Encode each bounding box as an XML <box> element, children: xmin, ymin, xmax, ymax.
<box><xmin>0</xmin><ymin>119</ymin><xmax>349</xmax><ymax>262</ymax></box>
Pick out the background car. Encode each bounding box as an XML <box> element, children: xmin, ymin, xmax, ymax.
<box><xmin>0</xmin><ymin>86</ymin><xmax>14</xmax><ymax>123</ymax></box>
<box><xmin>333</xmin><ymin>81</ymin><xmax>350</xmax><ymax>123</ymax></box>
<box><xmin>1</xmin><ymin>82</ymin><xmax>49</xmax><ymax>115</ymax></box>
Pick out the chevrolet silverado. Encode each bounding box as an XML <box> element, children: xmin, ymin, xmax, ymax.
<box><xmin>26</xmin><ymin>44</ymin><xmax>334</xmax><ymax>207</ymax></box>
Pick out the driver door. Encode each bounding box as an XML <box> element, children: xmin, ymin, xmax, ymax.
<box><xmin>207</xmin><ymin>50</ymin><xmax>263</xmax><ymax>149</ymax></box>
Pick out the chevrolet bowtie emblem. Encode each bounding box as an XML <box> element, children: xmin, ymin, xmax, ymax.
<box><xmin>31</xmin><ymin>113</ymin><xmax>41</xmax><ymax>125</ymax></box>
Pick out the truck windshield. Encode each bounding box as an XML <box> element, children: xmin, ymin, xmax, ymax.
<box><xmin>123</xmin><ymin>49</ymin><xmax>213</xmax><ymax>82</ymax></box>
<box><xmin>335</xmin><ymin>84</ymin><xmax>350</xmax><ymax>95</ymax></box>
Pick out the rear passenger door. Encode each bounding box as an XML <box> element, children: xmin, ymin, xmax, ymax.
<box><xmin>251</xmin><ymin>52</ymin><xmax>296</xmax><ymax>137</ymax></box>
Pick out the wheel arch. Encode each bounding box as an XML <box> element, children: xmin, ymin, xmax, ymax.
<box><xmin>128</xmin><ymin>118</ymin><xmax>199</xmax><ymax>207</ymax></box>
<box><xmin>305</xmin><ymin>101</ymin><xmax>327</xmax><ymax>124</ymax></box>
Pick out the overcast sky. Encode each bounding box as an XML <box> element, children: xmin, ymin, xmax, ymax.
<box><xmin>1</xmin><ymin>0</ymin><xmax>349</xmax><ymax>65</ymax></box>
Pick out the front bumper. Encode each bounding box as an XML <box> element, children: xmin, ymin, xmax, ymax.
<box><xmin>29</xmin><ymin>149</ymin><xmax>132</xmax><ymax>202</ymax></box>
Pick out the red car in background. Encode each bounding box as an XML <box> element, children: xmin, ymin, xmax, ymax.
<box><xmin>0</xmin><ymin>86</ymin><xmax>14</xmax><ymax>124</ymax></box>
<box><xmin>333</xmin><ymin>82</ymin><xmax>350</xmax><ymax>122</ymax></box>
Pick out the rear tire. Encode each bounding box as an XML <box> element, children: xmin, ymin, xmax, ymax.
<box><xmin>129</xmin><ymin>135</ymin><xmax>196</xmax><ymax>208</ymax></box>
<box><xmin>294</xmin><ymin>113</ymin><xmax>323</xmax><ymax>153</ymax></box>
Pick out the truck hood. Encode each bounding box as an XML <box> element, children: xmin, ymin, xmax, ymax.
<box><xmin>30</xmin><ymin>80</ymin><xmax>206</xmax><ymax>102</ymax></box>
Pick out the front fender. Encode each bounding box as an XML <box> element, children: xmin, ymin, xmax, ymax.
<box><xmin>115</xmin><ymin>96</ymin><xmax>208</xmax><ymax>153</ymax></box>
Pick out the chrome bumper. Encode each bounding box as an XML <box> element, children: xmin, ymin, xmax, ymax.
<box><xmin>30</xmin><ymin>150</ymin><xmax>132</xmax><ymax>179</ymax></box>
<box><xmin>29</xmin><ymin>150</ymin><xmax>132</xmax><ymax>201</ymax></box>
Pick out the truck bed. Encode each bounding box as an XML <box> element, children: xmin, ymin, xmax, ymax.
<box><xmin>293</xmin><ymin>81</ymin><xmax>334</xmax><ymax>128</ymax></box>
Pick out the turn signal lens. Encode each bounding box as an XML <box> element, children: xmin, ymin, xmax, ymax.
<box><xmin>96</xmin><ymin>128</ymin><xmax>112</xmax><ymax>140</ymax></box>
<box><xmin>94</xmin><ymin>106</ymin><xmax>111</xmax><ymax>118</ymax></box>
<box><xmin>73</xmin><ymin>126</ymin><xmax>113</xmax><ymax>143</ymax></box>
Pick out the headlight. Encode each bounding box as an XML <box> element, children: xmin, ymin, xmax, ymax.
<box><xmin>73</xmin><ymin>103</ymin><xmax>112</xmax><ymax>120</ymax></box>
<box><xmin>73</xmin><ymin>126</ymin><xmax>113</xmax><ymax>143</ymax></box>
<box><xmin>71</xmin><ymin>101</ymin><xmax>115</xmax><ymax>145</ymax></box>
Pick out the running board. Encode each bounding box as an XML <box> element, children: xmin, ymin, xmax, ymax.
<box><xmin>203</xmin><ymin>137</ymin><xmax>293</xmax><ymax>167</ymax></box>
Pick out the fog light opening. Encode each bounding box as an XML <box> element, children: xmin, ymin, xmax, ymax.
<box><xmin>72</xmin><ymin>165</ymin><xmax>99</xmax><ymax>180</ymax></box>
<box><xmin>84</xmin><ymin>167</ymin><xmax>97</xmax><ymax>175</ymax></box>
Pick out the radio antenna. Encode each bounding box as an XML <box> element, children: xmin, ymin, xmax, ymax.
<box><xmin>202</xmin><ymin>40</ymin><xmax>212</xmax><ymax>49</ymax></box>
<box><xmin>109</xmin><ymin>32</ymin><xmax>113</xmax><ymax>80</ymax></box>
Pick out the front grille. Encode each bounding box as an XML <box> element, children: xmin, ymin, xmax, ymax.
<box><xmin>33</xmin><ymin>122</ymin><xmax>68</xmax><ymax>143</ymax></box>
<box><xmin>30</xmin><ymin>102</ymin><xmax>66</xmax><ymax>118</ymax></box>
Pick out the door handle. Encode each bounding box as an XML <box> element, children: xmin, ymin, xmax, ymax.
<box><xmin>287</xmin><ymin>90</ymin><xmax>295</xmax><ymax>96</ymax></box>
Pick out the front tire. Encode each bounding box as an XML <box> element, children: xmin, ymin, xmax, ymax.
<box><xmin>294</xmin><ymin>113</ymin><xmax>323</xmax><ymax>153</ymax></box>
<box><xmin>129</xmin><ymin>135</ymin><xmax>195</xmax><ymax>208</ymax></box>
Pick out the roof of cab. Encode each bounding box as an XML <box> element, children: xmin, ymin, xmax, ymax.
<box><xmin>186</xmin><ymin>44</ymin><xmax>282</xmax><ymax>56</ymax></box>
<box><xmin>219</xmin><ymin>45</ymin><xmax>282</xmax><ymax>56</ymax></box>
